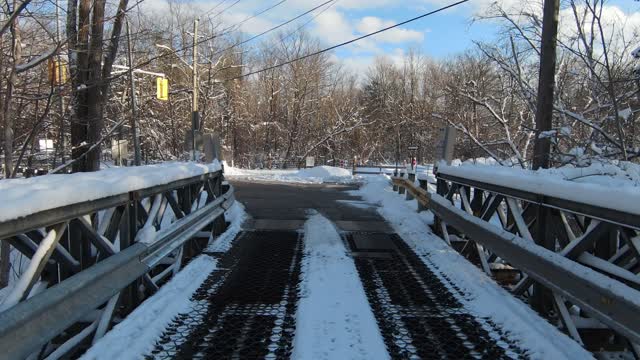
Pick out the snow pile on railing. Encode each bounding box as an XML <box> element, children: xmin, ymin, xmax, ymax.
<box><xmin>0</xmin><ymin>161</ymin><xmax>222</xmax><ymax>223</ymax></box>
<box><xmin>438</xmin><ymin>160</ymin><xmax>640</xmax><ymax>216</ymax></box>
<box><xmin>224</xmin><ymin>165</ymin><xmax>356</xmax><ymax>184</ymax></box>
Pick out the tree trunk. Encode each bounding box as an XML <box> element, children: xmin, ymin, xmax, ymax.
<box><xmin>67</xmin><ymin>0</ymin><xmax>127</xmax><ymax>172</ymax></box>
<box><xmin>531</xmin><ymin>0</ymin><xmax>560</xmax><ymax>318</ymax></box>
<box><xmin>2</xmin><ymin>0</ymin><xmax>20</xmax><ymax>179</ymax></box>
<box><xmin>532</xmin><ymin>0</ymin><xmax>559</xmax><ymax>170</ymax></box>
<box><xmin>69</xmin><ymin>0</ymin><xmax>91</xmax><ymax>172</ymax></box>
<box><xmin>0</xmin><ymin>0</ymin><xmax>22</xmax><ymax>286</ymax></box>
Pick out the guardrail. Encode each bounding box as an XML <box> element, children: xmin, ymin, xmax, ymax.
<box><xmin>0</xmin><ymin>169</ymin><xmax>233</xmax><ymax>360</ymax></box>
<box><xmin>353</xmin><ymin>165</ymin><xmax>399</xmax><ymax>175</ymax></box>
<box><xmin>390</xmin><ymin>168</ymin><xmax>640</xmax><ymax>354</ymax></box>
<box><xmin>353</xmin><ymin>164</ymin><xmax>435</xmax><ymax>176</ymax></box>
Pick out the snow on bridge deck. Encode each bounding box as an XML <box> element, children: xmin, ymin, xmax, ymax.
<box><xmin>81</xmin><ymin>173</ymin><xmax>590</xmax><ymax>360</ymax></box>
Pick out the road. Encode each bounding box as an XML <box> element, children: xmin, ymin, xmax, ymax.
<box><xmin>146</xmin><ymin>180</ymin><xmax>525</xmax><ymax>359</ymax></box>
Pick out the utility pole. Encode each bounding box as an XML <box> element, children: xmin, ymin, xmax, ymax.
<box><xmin>191</xmin><ymin>18</ymin><xmax>200</xmax><ymax>162</ymax></box>
<box><xmin>531</xmin><ymin>0</ymin><xmax>560</xmax><ymax>317</ymax></box>
<box><xmin>126</xmin><ymin>20</ymin><xmax>141</xmax><ymax>166</ymax></box>
<box><xmin>532</xmin><ymin>0</ymin><xmax>560</xmax><ymax>171</ymax></box>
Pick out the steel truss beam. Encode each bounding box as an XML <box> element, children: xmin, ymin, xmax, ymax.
<box><xmin>429</xmin><ymin>193</ymin><xmax>640</xmax><ymax>345</ymax></box>
<box><xmin>0</xmin><ymin>170</ymin><xmax>233</xmax><ymax>360</ymax></box>
<box><xmin>427</xmin><ymin>172</ymin><xmax>640</xmax><ymax>353</ymax></box>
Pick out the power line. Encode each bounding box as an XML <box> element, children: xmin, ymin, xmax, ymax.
<box><xmin>209</xmin><ymin>0</ymin><xmax>242</xmax><ymax>20</ymax></box>
<box><xmin>279</xmin><ymin>0</ymin><xmax>338</xmax><ymax>42</ymax></box>
<box><xmin>54</xmin><ymin>0</ymin><xmax>289</xmax><ymax>96</ymax></box>
<box><xmin>200</xmin><ymin>0</ymin><xmax>234</xmax><ymax>19</ymax></box>
<box><xmin>206</xmin><ymin>0</ymin><xmax>334</xmax><ymax>61</ymax></box>
<box><xmin>134</xmin><ymin>0</ymin><xmax>291</xmax><ymax>70</ymax></box>
<box><xmin>230</xmin><ymin>0</ymin><xmax>470</xmax><ymax>80</ymax></box>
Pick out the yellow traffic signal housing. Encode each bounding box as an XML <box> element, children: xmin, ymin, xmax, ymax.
<box><xmin>48</xmin><ymin>58</ymin><xmax>67</xmax><ymax>85</ymax></box>
<box><xmin>156</xmin><ymin>77</ymin><xmax>169</xmax><ymax>101</ymax></box>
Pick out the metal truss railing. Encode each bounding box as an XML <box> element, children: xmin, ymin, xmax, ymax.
<box><xmin>391</xmin><ymin>169</ymin><xmax>640</xmax><ymax>355</ymax></box>
<box><xmin>0</xmin><ymin>169</ymin><xmax>234</xmax><ymax>360</ymax></box>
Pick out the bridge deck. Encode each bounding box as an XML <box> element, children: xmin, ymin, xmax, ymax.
<box><xmin>140</xmin><ymin>181</ymin><xmax>526</xmax><ymax>359</ymax></box>
<box><xmin>82</xmin><ymin>180</ymin><xmax>586</xmax><ymax>359</ymax></box>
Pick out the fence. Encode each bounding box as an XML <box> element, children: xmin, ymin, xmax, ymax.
<box><xmin>0</xmin><ymin>168</ymin><xmax>233</xmax><ymax>360</ymax></box>
<box><xmin>353</xmin><ymin>164</ymin><xmax>435</xmax><ymax>176</ymax></box>
<box><xmin>391</xmin><ymin>166</ymin><xmax>640</xmax><ymax>354</ymax></box>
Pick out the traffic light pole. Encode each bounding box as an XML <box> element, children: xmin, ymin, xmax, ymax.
<box><xmin>126</xmin><ymin>19</ymin><xmax>141</xmax><ymax>166</ymax></box>
<box><xmin>191</xmin><ymin>18</ymin><xmax>199</xmax><ymax>162</ymax></box>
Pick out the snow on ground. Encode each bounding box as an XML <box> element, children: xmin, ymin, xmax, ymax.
<box><xmin>293</xmin><ymin>211</ymin><xmax>389</xmax><ymax>360</ymax></box>
<box><xmin>224</xmin><ymin>164</ymin><xmax>357</xmax><ymax>184</ymax></box>
<box><xmin>438</xmin><ymin>160</ymin><xmax>640</xmax><ymax>216</ymax></box>
<box><xmin>80</xmin><ymin>255</ymin><xmax>216</xmax><ymax>360</ymax></box>
<box><xmin>0</xmin><ymin>161</ymin><xmax>222</xmax><ymax>223</ymax></box>
<box><xmin>352</xmin><ymin>176</ymin><xmax>593</xmax><ymax>360</ymax></box>
<box><xmin>80</xmin><ymin>202</ymin><xmax>246</xmax><ymax>360</ymax></box>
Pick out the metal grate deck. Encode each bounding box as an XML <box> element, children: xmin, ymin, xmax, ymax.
<box><xmin>147</xmin><ymin>231</ymin><xmax>302</xmax><ymax>360</ymax></box>
<box><xmin>147</xmin><ymin>230</ymin><xmax>529</xmax><ymax>360</ymax></box>
<box><xmin>346</xmin><ymin>233</ymin><xmax>528</xmax><ymax>359</ymax></box>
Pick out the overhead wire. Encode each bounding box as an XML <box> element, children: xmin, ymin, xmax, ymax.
<box><xmin>279</xmin><ymin>0</ymin><xmax>338</xmax><ymax>42</ymax></box>
<box><xmin>200</xmin><ymin>0</ymin><xmax>233</xmax><ymax>19</ymax></box>
<box><xmin>131</xmin><ymin>0</ymin><xmax>294</xmax><ymax>70</ymax></box>
<box><xmin>204</xmin><ymin>0</ymin><xmax>334</xmax><ymax>61</ymax></box>
<box><xmin>228</xmin><ymin>0</ymin><xmax>470</xmax><ymax>80</ymax></box>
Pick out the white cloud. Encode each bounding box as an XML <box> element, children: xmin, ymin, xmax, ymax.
<box><xmin>356</xmin><ymin>17</ymin><xmax>424</xmax><ymax>43</ymax></box>
<box><xmin>558</xmin><ymin>4</ymin><xmax>640</xmax><ymax>57</ymax></box>
<box><xmin>137</xmin><ymin>0</ymin><xmax>429</xmax><ymax>71</ymax></box>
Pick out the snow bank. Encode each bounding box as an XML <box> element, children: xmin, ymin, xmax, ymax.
<box><xmin>438</xmin><ymin>161</ymin><xmax>640</xmax><ymax>216</ymax></box>
<box><xmin>295</xmin><ymin>165</ymin><xmax>352</xmax><ymax>179</ymax></box>
<box><xmin>0</xmin><ymin>161</ymin><xmax>221</xmax><ymax>223</ymax></box>
<box><xmin>81</xmin><ymin>255</ymin><xmax>217</xmax><ymax>360</ymax></box>
<box><xmin>224</xmin><ymin>164</ymin><xmax>357</xmax><ymax>184</ymax></box>
<box><xmin>293</xmin><ymin>212</ymin><xmax>389</xmax><ymax>360</ymax></box>
<box><xmin>352</xmin><ymin>176</ymin><xmax>593</xmax><ymax>360</ymax></box>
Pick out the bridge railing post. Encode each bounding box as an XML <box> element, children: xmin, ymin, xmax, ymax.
<box><xmin>406</xmin><ymin>172</ymin><xmax>416</xmax><ymax>201</ymax></box>
<box><xmin>417</xmin><ymin>179</ymin><xmax>429</xmax><ymax>212</ymax></box>
<box><xmin>433</xmin><ymin>178</ymin><xmax>447</xmax><ymax>236</ymax></box>
<box><xmin>398</xmin><ymin>170</ymin><xmax>406</xmax><ymax>195</ymax></box>
<box><xmin>392</xmin><ymin>168</ymin><xmax>399</xmax><ymax>191</ymax></box>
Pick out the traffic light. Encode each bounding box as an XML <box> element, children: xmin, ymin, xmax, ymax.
<box><xmin>48</xmin><ymin>58</ymin><xmax>67</xmax><ymax>85</ymax></box>
<box><xmin>156</xmin><ymin>77</ymin><xmax>169</xmax><ymax>101</ymax></box>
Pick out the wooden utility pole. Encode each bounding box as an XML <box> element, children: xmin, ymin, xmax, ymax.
<box><xmin>532</xmin><ymin>0</ymin><xmax>560</xmax><ymax>170</ymax></box>
<box><xmin>126</xmin><ymin>20</ymin><xmax>141</xmax><ymax>166</ymax></box>
<box><xmin>191</xmin><ymin>18</ymin><xmax>199</xmax><ymax>161</ymax></box>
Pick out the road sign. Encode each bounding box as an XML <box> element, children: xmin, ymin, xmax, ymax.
<box><xmin>111</xmin><ymin>139</ymin><xmax>128</xmax><ymax>166</ymax></box>
<box><xmin>306</xmin><ymin>156</ymin><xmax>315</xmax><ymax>168</ymax></box>
<box><xmin>408</xmin><ymin>146</ymin><xmax>419</xmax><ymax>151</ymax></box>
<box><xmin>436</xmin><ymin>127</ymin><xmax>456</xmax><ymax>165</ymax></box>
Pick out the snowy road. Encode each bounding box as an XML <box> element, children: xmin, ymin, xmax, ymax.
<box><xmin>84</xmin><ymin>179</ymin><xmax>591</xmax><ymax>360</ymax></box>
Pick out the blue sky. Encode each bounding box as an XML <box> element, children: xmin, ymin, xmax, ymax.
<box><xmin>144</xmin><ymin>0</ymin><xmax>640</xmax><ymax>73</ymax></box>
<box><xmin>331</xmin><ymin>1</ymin><xmax>499</xmax><ymax>60</ymax></box>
